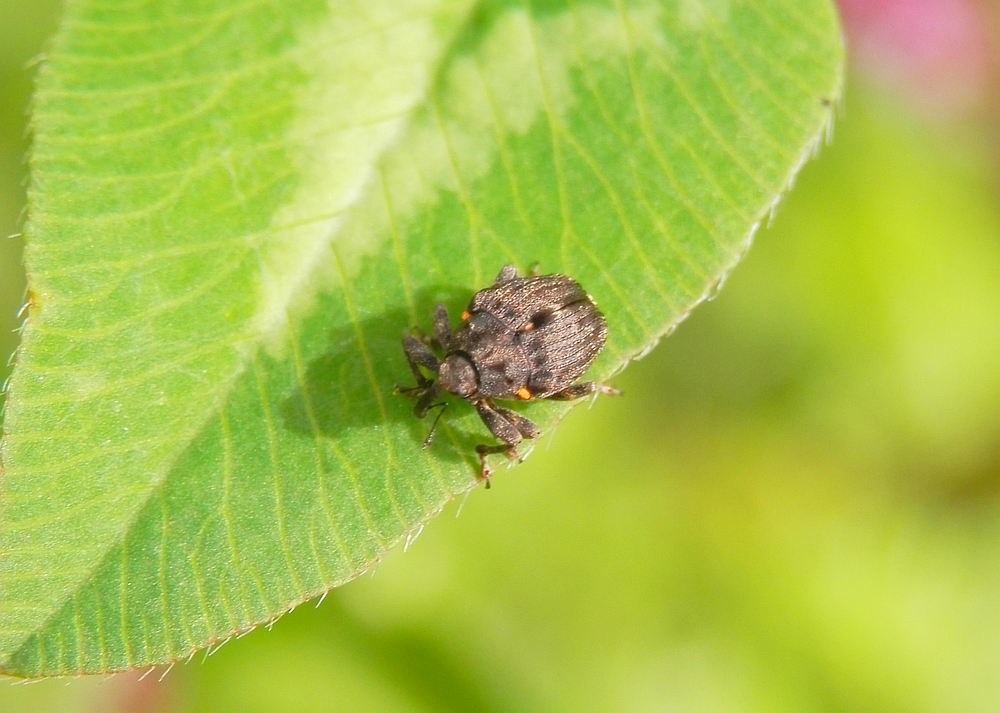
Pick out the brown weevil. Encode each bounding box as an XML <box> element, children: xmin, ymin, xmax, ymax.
<box><xmin>398</xmin><ymin>264</ymin><xmax>617</xmax><ymax>485</ymax></box>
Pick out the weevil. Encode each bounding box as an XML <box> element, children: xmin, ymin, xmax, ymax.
<box><xmin>398</xmin><ymin>264</ymin><xmax>617</xmax><ymax>485</ymax></box>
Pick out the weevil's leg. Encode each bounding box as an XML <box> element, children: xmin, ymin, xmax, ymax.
<box><xmin>474</xmin><ymin>443</ymin><xmax>515</xmax><ymax>488</ymax></box>
<box><xmin>474</xmin><ymin>401</ymin><xmax>522</xmax><ymax>449</ymax></box>
<box><xmin>418</xmin><ymin>400</ymin><xmax>448</xmax><ymax>447</ymax></box>
<box><xmin>545</xmin><ymin>381</ymin><xmax>620</xmax><ymax>401</ymax></box>
<box><xmin>528</xmin><ymin>262</ymin><xmax>540</xmax><ymax>276</ymax></box>
<box><xmin>410</xmin><ymin>325</ymin><xmax>433</xmax><ymax>347</ymax></box>
<box><xmin>432</xmin><ymin>303</ymin><xmax>454</xmax><ymax>350</ymax></box>
<box><xmin>401</xmin><ymin>335</ymin><xmax>439</xmax><ymax>388</ymax></box>
<box><xmin>491</xmin><ymin>405</ymin><xmax>540</xmax><ymax>439</ymax></box>
<box><xmin>413</xmin><ymin>382</ymin><xmax>443</xmax><ymax>418</ymax></box>
<box><xmin>474</xmin><ymin>400</ymin><xmax>522</xmax><ymax>483</ymax></box>
<box><xmin>493</xmin><ymin>264</ymin><xmax>520</xmax><ymax>285</ymax></box>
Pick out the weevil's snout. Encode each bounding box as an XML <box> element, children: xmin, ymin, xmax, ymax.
<box><xmin>438</xmin><ymin>354</ymin><xmax>478</xmax><ymax>398</ymax></box>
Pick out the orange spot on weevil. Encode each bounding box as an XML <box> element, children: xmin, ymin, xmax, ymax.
<box><xmin>461</xmin><ymin>310</ymin><xmax>470</xmax><ymax>321</ymax></box>
<box><xmin>517</xmin><ymin>387</ymin><xmax>532</xmax><ymax>400</ymax></box>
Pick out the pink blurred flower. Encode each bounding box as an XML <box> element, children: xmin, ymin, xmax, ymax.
<box><xmin>838</xmin><ymin>0</ymin><xmax>998</xmax><ymax>116</ymax></box>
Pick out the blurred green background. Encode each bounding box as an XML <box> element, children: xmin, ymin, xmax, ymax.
<box><xmin>3</xmin><ymin>1</ymin><xmax>1000</xmax><ymax>711</ymax></box>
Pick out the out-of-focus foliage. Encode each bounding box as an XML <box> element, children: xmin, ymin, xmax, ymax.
<box><xmin>3</xmin><ymin>0</ymin><xmax>1000</xmax><ymax>711</ymax></box>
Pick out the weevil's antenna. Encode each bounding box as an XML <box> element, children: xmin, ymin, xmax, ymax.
<box><xmin>422</xmin><ymin>401</ymin><xmax>448</xmax><ymax>449</ymax></box>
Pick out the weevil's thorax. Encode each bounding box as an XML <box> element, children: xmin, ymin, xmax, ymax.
<box><xmin>452</xmin><ymin>311</ymin><xmax>530</xmax><ymax>398</ymax></box>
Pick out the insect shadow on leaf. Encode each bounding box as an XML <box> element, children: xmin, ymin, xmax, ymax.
<box><xmin>280</xmin><ymin>285</ymin><xmax>484</xmax><ymax>469</ymax></box>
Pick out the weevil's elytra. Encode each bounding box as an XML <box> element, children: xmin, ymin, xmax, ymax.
<box><xmin>397</xmin><ymin>264</ymin><xmax>618</xmax><ymax>486</ymax></box>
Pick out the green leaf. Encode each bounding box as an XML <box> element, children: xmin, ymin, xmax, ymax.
<box><xmin>0</xmin><ymin>0</ymin><xmax>842</xmax><ymax>677</ymax></box>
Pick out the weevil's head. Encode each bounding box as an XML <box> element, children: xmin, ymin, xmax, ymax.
<box><xmin>438</xmin><ymin>354</ymin><xmax>479</xmax><ymax>399</ymax></box>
